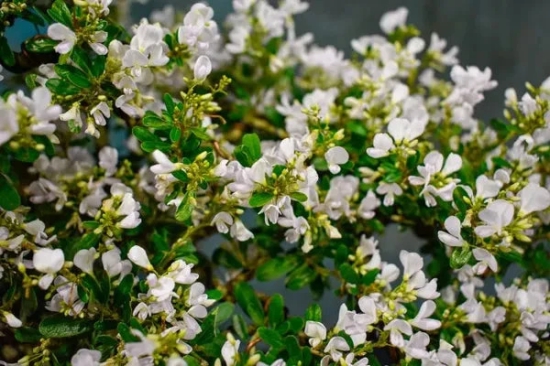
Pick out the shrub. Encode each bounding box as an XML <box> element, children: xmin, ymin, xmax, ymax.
<box><xmin>0</xmin><ymin>1</ymin><xmax>549</xmax><ymax>365</ymax></box>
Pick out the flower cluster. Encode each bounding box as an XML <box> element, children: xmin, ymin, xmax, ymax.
<box><xmin>0</xmin><ymin>1</ymin><xmax>549</xmax><ymax>366</ymax></box>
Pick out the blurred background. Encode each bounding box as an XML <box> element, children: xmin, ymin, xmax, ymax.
<box><xmin>131</xmin><ymin>0</ymin><xmax>550</xmax><ymax>121</ymax></box>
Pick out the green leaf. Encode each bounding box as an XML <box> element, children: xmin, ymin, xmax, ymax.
<box><xmin>231</xmin><ymin>314</ymin><xmax>249</xmax><ymax>340</ymax></box>
<box><xmin>284</xmin><ymin>335</ymin><xmax>302</xmax><ymax>362</ymax></box>
<box><xmin>39</xmin><ymin>316</ymin><xmax>93</xmax><ymax>338</ymax></box>
<box><xmin>20</xmin><ymin>288</ymin><xmax>38</xmax><ymax>322</ymax></box>
<box><xmin>81</xmin><ymin>274</ymin><xmax>106</xmax><ymax>303</ymax></box>
<box><xmin>258</xmin><ymin>327</ymin><xmax>284</xmax><ymax>349</ymax></box>
<box><xmin>21</xmin><ymin>8</ymin><xmax>46</xmax><ymax>26</ymax></box>
<box><xmin>90</xmin><ymin>56</ymin><xmax>107</xmax><ymax>79</ymax></box>
<box><xmin>46</xmin><ymin>78</ymin><xmax>81</xmax><ymax>95</ymax></box>
<box><xmin>450</xmin><ymin>247</ymin><xmax>472</xmax><ymax>269</ymax></box>
<box><xmin>339</xmin><ymin>263</ymin><xmax>359</xmax><ymax>284</ymax></box>
<box><xmin>33</xmin><ymin>135</ymin><xmax>55</xmax><ymax>157</ymax></box>
<box><xmin>213</xmin><ymin>302</ymin><xmax>234</xmax><ymax>328</ymax></box>
<box><xmin>175</xmin><ymin>192</ymin><xmax>195</xmax><ymax>222</ymax></box>
<box><xmin>249</xmin><ymin>192</ymin><xmax>274</xmax><ymax>208</ymax></box>
<box><xmin>163</xmin><ymin>93</ymin><xmax>175</xmax><ymax>113</ymax></box>
<box><xmin>347</xmin><ymin>120</ymin><xmax>368</xmax><ymax>136</ymax></box>
<box><xmin>289</xmin><ymin>191</ymin><xmax>308</xmax><ymax>202</ymax></box>
<box><xmin>141</xmin><ymin>141</ymin><xmax>172</xmax><ymax>152</ymax></box>
<box><xmin>234</xmin><ymin>282</ymin><xmax>265</xmax><ymax>326</ymax></box>
<box><xmin>172</xmin><ymin>170</ymin><xmax>188</xmax><ymax>182</ymax></box>
<box><xmin>47</xmin><ymin>0</ymin><xmax>73</xmax><ymax>27</ymax></box>
<box><xmin>117</xmin><ymin>274</ymin><xmax>134</xmax><ymax>295</ymax></box>
<box><xmin>256</xmin><ymin>256</ymin><xmax>300</xmax><ymax>282</ymax></box>
<box><xmin>268</xmin><ymin>294</ymin><xmax>285</xmax><ymax>327</ymax></box>
<box><xmin>69</xmin><ymin>48</ymin><xmax>92</xmax><ymax>75</ymax></box>
<box><xmin>55</xmin><ymin>64</ymin><xmax>92</xmax><ymax>88</ymax></box>
<box><xmin>452</xmin><ymin>186</ymin><xmax>470</xmax><ymax>213</ymax></box>
<box><xmin>0</xmin><ymin>37</ymin><xmax>15</xmax><ymax>66</ymax></box>
<box><xmin>117</xmin><ymin>323</ymin><xmax>140</xmax><ymax>342</ymax></box>
<box><xmin>234</xmin><ymin>133</ymin><xmax>262</xmax><ymax>167</ymax></box>
<box><xmin>286</xmin><ymin>263</ymin><xmax>317</xmax><ymax>290</ymax></box>
<box><xmin>132</xmin><ymin>126</ymin><xmax>157</xmax><ymax>142</ymax></box>
<box><xmin>25</xmin><ymin>74</ymin><xmax>39</xmax><ymax>89</ymax></box>
<box><xmin>15</xmin><ymin>327</ymin><xmax>42</xmax><ymax>343</ymax></box>
<box><xmin>25</xmin><ymin>38</ymin><xmax>57</xmax><ymax>53</ymax></box>
<box><xmin>190</xmin><ymin>127</ymin><xmax>212</xmax><ymax>141</ymax></box>
<box><xmin>242</xmin><ymin>133</ymin><xmax>262</xmax><ymax>161</ymax></box>
<box><xmin>0</xmin><ymin>175</ymin><xmax>21</xmax><ymax>211</ymax></box>
<box><xmin>169</xmin><ymin>128</ymin><xmax>182</xmax><ymax>143</ymax></box>
<box><xmin>13</xmin><ymin>147</ymin><xmax>40</xmax><ymax>162</ymax></box>
<box><xmin>362</xmin><ymin>268</ymin><xmax>380</xmax><ymax>286</ymax></box>
<box><xmin>68</xmin><ymin>233</ymin><xmax>100</xmax><ymax>259</ymax></box>
<box><xmin>143</xmin><ymin>111</ymin><xmax>171</xmax><ymax>129</ymax></box>
<box><xmin>305</xmin><ymin>304</ymin><xmax>322</xmax><ymax>322</ymax></box>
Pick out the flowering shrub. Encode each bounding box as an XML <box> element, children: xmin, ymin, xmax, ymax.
<box><xmin>0</xmin><ymin>0</ymin><xmax>549</xmax><ymax>365</ymax></box>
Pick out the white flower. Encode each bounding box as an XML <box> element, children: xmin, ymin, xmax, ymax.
<box><xmin>438</xmin><ymin>216</ymin><xmax>465</xmax><ymax>247</ymax></box>
<box><xmin>187</xmin><ymin>282</ymin><xmax>214</xmax><ymax>318</ymax></box>
<box><xmin>34</xmin><ymin>248</ymin><xmax>64</xmax><ymax>289</ymax></box>
<box><xmin>128</xmin><ymin>246</ymin><xmax>153</xmax><ymax>270</ymax></box>
<box><xmin>376</xmin><ymin>182</ymin><xmax>403</xmax><ymax>206</ymax></box>
<box><xmin>512</xmin><ymin>336</ymin><xmax>531</xmax><ymax>361</ymax></box>
<box><xmin>99</xmin><ymin>147</ymin><xmax>118</xmax><ymax>176</ymax></box>
<box><xmin>517</xmin><ymin>183</ymin><xmax>550</xmax><ymax>214</ymax></box>
<box><xmin>74</xmin><ymin>248</ymin><xmax>96</xmax><ymax>275</ymax></box>
<box><xmin>71</xmin><ymin>349</ymin><xmax>102</xmax><ymax>366</ymax></box>
<box><xmin>48</xmin><ymin>23</ymin><xmax>77</xmax><ymax>54</ymax></box>
<box><xmin>0</xmin><ymin>101</ymin><xmax>18</xmax><ymax>146</ymax></box>
<box><xmin>324</xmin><ymin>336</ymin><xmax>350</xmax><ymax>362</ymax></box>
<box><xmin>304</xmin><ymin>321</ymin><xmax>326</xmax><ymax>347</ymax></box>
<box><xmin>367</xmin><ymin>118</ymin><xmax>425</xmax><ymax>158</ymax></box>
<box><xmin>111</xmin><ymin>184</ymin><xmax>141</xmax><ymax>229</ymax></box>
<box><xmin>400</xmin><ymin>250</ymin><xmax>423</xmax><ymax>279</ymax></box>
<box><xmin>471</xmin><ymin>175</ymin><xmax>501</xmax><ymax>200</ymax></box>
<box><xmin>151</xmin><ymin>150</ymin><xmax>182</xmax><ymax>174</ymax></box>
<box><xmin>89</xmin><ymin>31</ymin><xmax>108</xmax><ymax>55</ymax></box>
<box><xmin>147</xmin><ymin>274</ymin><xmax>176</xmax><ymax>302</ymax></box>
<box><xmin>166</xmin><ymin>357</ymin><xmax>189</xmax><ymax>366</ymax></box>
<box><xmin>194</xmin><ymin>55</ymin><xmax>212</xmax><ymax>81</ymax></box>
<box><xmin>380</xmin><ymin>7</ymin><xmax>408</xmax><ymax>34</ymax></box>
<box><xmin>133</xmin><ymin>302</ymin><xmax>150</xmax><ymax>321</ymax></box>
<box><xmin>472</xmin><ymin>248</ymin><xmax>498</xmax><ymax>274</ymax></box>
<box><xmin>325</xmin><ymin>146</ymin><xmax>349</xmax><ymax>174</ymax></box>
<box><xmin>123</xmin><ymin>21</ymin><xmax>169</xmax><ymax>73</ymax></box>
<box><xmin>355</xmin><ymin>296</ymin><xmax>378</xmax><ymax>327</ymax></box>
<box><xmin>211</xmin><ymin>212</ymin><xmax>234</xmax><ymax>234</ymax></box>
<box><xmin>230</xmin><ymin>220</ymin><xmax>254</xmax><ymax>241</ymax></box>
<box><xmin>221</xmin><ymin>334</ymin><xmax>240</xmax><ymax>366</ymax></box>
<box><xmin>411</xmin><ymin>301</ymin><xmax>441</xmax><ymax>331</ymax></box>
<box><xmin>405</xmin><ymin>332</ymin><xmax>430</xmax><ymax>360</ymax></box>
<box><xmin>102</xmin><ymin>248</ymin><xmax>132</xmax><ymax>278</ymax></box>
<box><xmin>166</xmin><ymin>260</ymin><xmax>199</xmax><ymax>285</ymax></box>
<box><xmin>408</xmin><ymin>151</ymin><xmax>462</xmax><ymax>207</ymax></box>
<box><xmin>46</xmin><ymin>276</ymin><xmax>85</xmax><ymax>316</ymax></box>
<box><xmin>384</xmin><ymin>319</ymin><xmax>412</xmax><ymax>348</ymax></box>
<box><xmin>89</xmin><ymin>101</ymin><xmax>111</xmax><ymax>133</ymax></box>
<box><xmin>474</xmin><ymin>199</ymin><xmax>514</xmax><ymax>238</ymax></box>
<box><xmin>124</xmin><ymin>330</ymin><xmax>157</xmax><ymax>359</ymax></box>
<box><xmin>2</xmin><ymin>311</ymin><xmax>22</xmax><ymax>328</ymax></box>
<box><xmin>358</xmin><ymin>190</ymin><xmax>380</xmax><ymax>219</ymax></box>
